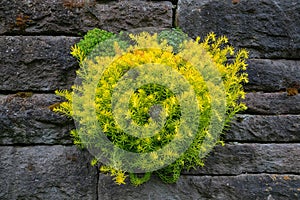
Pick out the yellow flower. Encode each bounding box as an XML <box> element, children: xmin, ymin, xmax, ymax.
<box><xmin>55</xmin><ymin>28</ymin><xmax>249</xmax><ymax>186</ymax></box>
<box><xmin>113</xmin><ymin>171</ymin><xmax>127</xmax><ymax>185</ymax></box>
<box><xmin>71</xmin><ymin>45</ymin><xmax>84</xmax><ymax>62</ymax></box>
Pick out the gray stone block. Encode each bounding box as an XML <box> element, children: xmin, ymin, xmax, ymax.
<box><xmin>0</xmin><ymin>93</ymin><xmax>73</xmax><ymax>145</ymax></box>
<box><xmin>226</xmin><ymin>114</ymin><xmax>300</xmax><ymax>142</ymax></box>
<box><xmin>98</xmin><ymin>174</ymin><xmax>300</xmax><ymax>200</ymax></box>
<box><xmin>0</xmin><ymin>0</ymin><xmax>173</xmax><ymax>35</ymax></box>
<box><xmin>1</xmin><ymin>92</ymin><xmax>299</xmax><ymax>145</ymax></box>
<box><xmin>178</xmin><ymin>0</ymin><xmax>300</xmax><ymax>58</ymax></box>
<box><xmin>244</xmin><ymin>92</ymin><xmax>300</xmax><ymax>114</ymax></box>
<box><xmin>0</xmin><ymin>36</ymin><xmax>79</xmax><ymax>91</ymax></box>
<box><xmin>0</xmin><ymin>146</ymin><xmax>97</xmax><ymax>200</ymax></box>
<box><xmin>245</xmin><ymin>59</ymin><xmax>300</xmax><ymax>92</ymax></box>
<box><xmin>185</xmin><ymin>144</ymin><xmax>300</xmax><ymax>174</ymax></box>
<box><xmin>1</xmin><ymin>35</ymin><xmax>299</xmax><ymax>94</ymax></box>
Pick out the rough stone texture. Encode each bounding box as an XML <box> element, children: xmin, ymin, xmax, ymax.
<box><xmin>98</xmin><ymin>174</ymin><xmax>300</xmax><ymax>200</ymax></box>
<box><xmin>0</xmin><ymin>94</ymin><xmax>73</xmax><ymax>145</ymax></box>
<box><xmin>244</xmin><ymin>92</ymin><xmax>300</xmax><ymax>115</ymax></box>
<box><xmin>226</xmin><ymin>114</ymin><xmax>300</xmax><ymax>142</ymax></box>
<box><xmin>0</xmin><ymin>36</ymin><xmax>79</xmax><ymax>92</ymax></box>
<box><xmin>185</xmin><ymin>144</ymin><xmax>300</xmax><ymax>175</ymax></box>
<box><xmin>1</xmin><ymin>93</ymin><xmax>299</xmax><ymax>145</ymax></box>
<box><xmin>178</xmin><ymin>0</ymin><xmax>300</xmax><ymax>59</ymax></box>
<box><xmin>0</xmin><ymin>0</ymin><xmax>299</xmax><ymax>199</ymax></box>
<box><xmin>245</xmin><ymin>59</ymin><xmax>300</xmax><ymax>92</ymax></box>
<box><xmin>0</xmin><ymin>0</ymin><xmax>173</xmax><ymax>35</ymax></box>
<box><xmin>0</xmin><ymin>146</ymin><xmax>97</xmax><ymax>200</ymax></box>
<box><xmin>2</xmin><ymin>38</ymin><xmax>299</xmax><ymax>93</ymax></box>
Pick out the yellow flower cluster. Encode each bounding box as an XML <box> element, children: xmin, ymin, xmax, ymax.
<box><xmin>100</xmin><ymin>165</ymin><xmax>127</xmax><ymax>185</ymax></box>
<box><xmin>53</xmin><ymin>29</ymin><xmax>248</xmax><ymax>186</ymax></box>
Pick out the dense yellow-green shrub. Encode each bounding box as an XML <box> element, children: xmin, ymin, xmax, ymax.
<box><xmin>54</xmin><ymin>28</ymin><xmax>248</xmax><ymax>186</ymax></box>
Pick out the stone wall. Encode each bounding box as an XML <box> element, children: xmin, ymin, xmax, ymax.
<box><xmin>0</xmin><ymin>0</ymin><xmax>299</xmax><ymax>199</ymax></box>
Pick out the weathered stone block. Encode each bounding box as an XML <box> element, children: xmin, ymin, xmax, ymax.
<box><xmin>0</xmin><ymin>94</ymin><xmax>73</xmax><ymax>145</ymax></box>
<box><xmin>2</xmin><ymin>35</ymin><xmax>299</xmax><ymax>94</ymax></box>
<box><xmin>185</xmin><ymin>144</ymin><xmax>300</xmax><ymax>175</ymax></box>
<box><xmin>244</xmin><ymin>92</ymin><xmax>300</xmax><ymax>114</ymax></box>
<box><xmin>178</xmin><ymin>0</ymin><xmax>300</xmax><ymax>58</ymax></box>
<box><xmin>0</xmin><ymin>36</ymin><xmax>79</xmax><ymax>91</ymax></box>
<box><xmin>98</xmin><ymin>174</ymin><xmax>300</xmax><ymax>200</ymax></box>
<box><xmin>0</xmin><ymin>0</ymin><xmax>173</xmax><ymax>35</ymax></box>
<box><xmin>226</xmin><ymin>114</ymin><xmax>300</xmax><ymax>142</ymax></box>
<box><xmin>245</xmin><ymin>59</ymin><xmax>300</xmax><ymax>92</ymax></box>
<box><xmin>1</xmin><ymin>92</ymin><xmax>299</xmax><ymax>145</ymax></box>
<box><xmin>0</xmin><ymin>146</ymin><xmax>97</xmax><ymax>200</ymax></box>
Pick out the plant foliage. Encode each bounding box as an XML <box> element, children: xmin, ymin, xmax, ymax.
<box><xmin>53</xmin><ymin>28</ymin><xmax>248</xmax><ymax>186</ymax></box>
